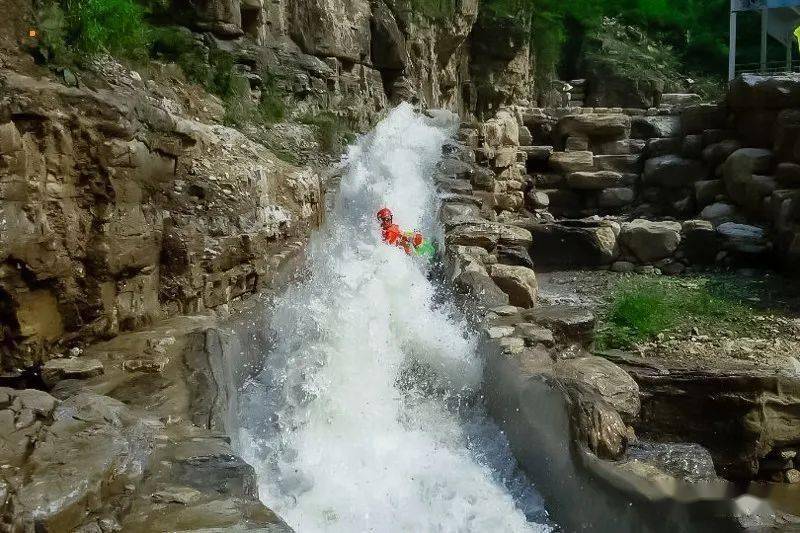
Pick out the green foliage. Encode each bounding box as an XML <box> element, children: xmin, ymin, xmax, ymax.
<box><xmin>149</xmin><ymin>26</ymin><xmax>209</xmax><ymax>83</ymax></box>
<box><xmin>473</xmin><ymin>0</ymin><xmax>733</xmax><ymax>91</ymax></box>
<box><xmin>63</xmin><ymin>0</ymin><xmax>150</xmax><ymax>60</ymax></box>
<box><xmin>34</xmin><ymin>2</ymin><xmax>70</xmax><ymax>64</ymax></box>
<box><xmin>257</xmin><ymin>71</ymin><xmax>286</xmax><ymax>124</ymax></box>
<box><xmin>298</xmin><ymin>111</ymin><xmax>354</xmax><ymax>154</ymax></box>
<box><xmin>595</xmin><ymin>276</ymin><xmax>752</xmax><ymax>349</ymax></box>
<box><xmin>33</xmin><ymin>0</ymin><xmax>153</xmax><ymax>64</ymax></box>
<box><xmin>222</xmin><ymin>73</ymin><xmax>254</xmax><ymax>127</ymax></box>
<box><xmin>222</xmin><ymin>72</ymin><xmax>288</xmax><ymax>128</ymax></box>
<box><xmin>407</xmin><ymin>0</ymin><xmax>456</xmax><ymax>20</ymax></box>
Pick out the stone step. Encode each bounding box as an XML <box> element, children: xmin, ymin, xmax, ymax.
<box><xmin>520</xmin><ymin>145</ymin><xmax>554</xmax><ymax>161</ymax></box>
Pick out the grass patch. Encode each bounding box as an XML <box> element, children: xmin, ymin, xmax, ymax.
<box><xmin>595</xmin><ymin>276</ymin><xmax>755</xmax><ymax>350</ymax></box>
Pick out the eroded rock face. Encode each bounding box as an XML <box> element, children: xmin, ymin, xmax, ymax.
<box><xmin>0</xmin><ymin>68</ymin><xmax>322</xmax><ymax>370</ymax></box>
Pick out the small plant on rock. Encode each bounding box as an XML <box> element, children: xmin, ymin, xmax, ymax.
<box><xmin>298</xmin><ymin>111</ymin><xmax>355</xmax><ymax>154</ymax></box>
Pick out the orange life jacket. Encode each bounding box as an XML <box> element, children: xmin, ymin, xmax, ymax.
<box><xmin>381</xmin><ymin>224</ymin><xmax>422</xmax><ymax>255</ymax></box>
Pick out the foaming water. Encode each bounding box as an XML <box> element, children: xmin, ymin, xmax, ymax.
<box><xmin>237</xmin><ymin>104</ymin><xmax>551</xmax><ymax>532</ymax></box>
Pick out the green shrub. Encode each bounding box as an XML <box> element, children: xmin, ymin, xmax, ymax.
<box><xmin>298</xmin><ymin>111</ymin><xmax>354</xmax><ymax>154</ymax></box>
<box><xmin>34</xmin><ymin>2</ymin><xmax>70</xmax><ymax>64</ymax></box>
<box><xmin>222</xmin><ymin>73</ymin><xmax>255</xmax><ymax>127</ymax></box>
<box><xmin>257</xmin><ymin>71</ymin><xmax>286</xmax><ymax>124</ymax></box>
<box><xmin>63</xmin><ymin>0</ymin><xmax>150</xmax><ymax>60</ymax></box>
<box><xmin>222</xmin><ymin>70</ymin><xmax>288</xmax><ymax>128</ymax></box>
<box><xmin>408</xmin><ymin>0</ymin><xmax>456</xmax><ymax>20</ymax></box>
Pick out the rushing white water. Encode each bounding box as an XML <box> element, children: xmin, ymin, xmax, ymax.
<box><xmin>238</xmin><ymin>104</ymin><xmax>551</xmax><ymax>532</ymax></box>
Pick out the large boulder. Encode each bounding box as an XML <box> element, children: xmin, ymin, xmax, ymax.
<box><xmin>702</xmin><ymin>140</ymin><xmax>742</xmax><ymax>168</ymax></box>
<box><xmin>631</xmin><ymin>116</ymin><xmax>681</xmax><ymax>139</ymax></box>
<box><xmin>556</xmin><ymin>114</ymin><xmax>631</xmax><ymax>141</ymax></box>
<box><xmin>549</xmin><ymin>151</ymin><xmax>594</xmax><ymax>174</ymax></box>
<box><xmin>454</xmin><ymin>269</ymin><xmax>510</xmax><ymax>310</ymax></box>
<box><xmin>482</xmin><ymin>110</ymin><xmax>519</xmax><ymax>150</ymax></box>
<box><xmin>700</xmin><ymin>202</ymin><xmax>743</xmax><ymax>227</ymax></box>
<box><xmin>643</xmin><ymin>155</ymin><xmax>708</xmax><ymax>188</ymax></box>
<box><xmin>728</xmin><ymin>74</ymin><xmax>800</xmax><ymax>109</ymax></box>
<box><xmin>681</xmin><ymin>104</ymin><xmax>727</xmax><ymax>135</ymax></box>
<box><xmin>41</xmin><ymin>358</ymin><xmax>104</xmax><ymax>387</ymax></box>
<box><xmin>681</xmin><ymin>219</ymin><xmax>719</xmax><ymax>264</ymax></box>
<box><xmin>716</xmin><ymin>223</ymin><xmax>770</xmax><ymax>255</ymax></box>
<box><xmin>445</xmin><ymin>221</ymin><xmax>532</xmax><ymax>250</ymax></box>
<box><xmin>776</xmin><ymin>162</ymin><xmax>800</xmax><ymax>188</ymax></box>
<box><xmin>522</xmin><ymin>219</ymin><xmax>618</xmax><ymax>267</ymax></box>
<box><xmin>774</xmin><ymin>109</ymin><xmax>800</xmax><ymax>161</ymax></box>
<box><xmin>555</xmin><ymin>356</ymin><xmax>640</xmax><ymax>422</ymax></box>
<box><xmin>694</xmin><ymin>180</ymin><xmax>725</xmax><ymax>207</ymax></box>
<box><xmin>619</xmin><ymin>219</ymin><xmax>682</xmax><ymax>262</ymax></box>
<box><xmin>646</xmin><ymin>137</ymin><xmax>682</xmax><ymax>157</ymax></box>
<box><xmin>722</xmin><ymin>148</ymin><xmax>773</xmax><ymax>209</ymax></box>
<box><xmin>489</xmin><ymin>264</ymin><xmax>538</xmax><ymax>308</ymax></box>
<box><xmin>565</xmin><ymin>171</ymin><xmax>623</xmax><ymax>190</ymax></box>
<box><xmin>598</xmin><ymin>187</ymin><xmax>635</xmax><ymax>208</ymax></box>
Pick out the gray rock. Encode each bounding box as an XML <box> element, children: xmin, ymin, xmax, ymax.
<box><xmin>681</xmin><ymin>219</ymin><xmax>719</xmax><ymax>264</ymax></box>
<box><xmin>702</xmin><ymin>140</ymin><xmax>742</xmax><ymax>168</ymax></box>
<box><xmin>549</xmin><ymin>151</ymin><xmax>594</xmax><ymax>174</ymax></box>
<box><xmin>454</xmin><ymin>269</ymin><xmax>509</xmax><ymax>310</ymax></box>
<box><xmin>15</xmin><ymin>389</ymin><xmax>57</xmax><ymax>417</ymax></box>
<box><xmin>646</xmin><ymin>137</ymin><xmax>682</xmax><ymax>157</ymax></box>
<box><xmin>527</xmin><ymin>190</ymin><xmax>550</xmax><ymax>208</ymax></box>
<box><xmin>598</xmin><ymin>187</ymin><xmax>635</xmax><ymax>208</ymax></box>
<box><xmin>661</xmin><ymin>93</ymin><xmax>701</xmax><ymax>106</ymax></box>
<box><xmin>619</xmin><ymin>219</ymin><xmax>682</xmax><ymax>262</ymax></box>
<box><xmin>632</xmin><ymin>116</ymin><xmax>681</xmax><ymax>139</ymax></box>
<box><xmin>557</xmin><ymin>113</ymin><xmax>631</xmax><ymax>140</ymax></box>
<box><xmin>556</xmin><ymin>356</ymin><xmax>640</xmax><ymax>422</ymax></box>
<box><xmin>776</xmin><ymin>162</ymin><xmax>800</xmax><ymax>188</ymax></box>
<box><xmin>593</xmin><ymin>154</ymin><xmax>643</xmax><ymax>174</ymax></box>
<box><xmin>525</xmin><ymin>305</ymin><xmax>596</xmax><ymax>341</ymax></box>
<box><xmin>643</xmin><ymin>155</ymin><xmax>708</xmax><ymax>188</ymax></box>
<box><xmin>471</xmin><ymin>167</ymin><xmax>496</xmax><ymax>191</ymax></box>
<box><xmin>515</xmin><ymin>323</ymin><xmax>555</xmax><ymax>347</ymax></box>
<box><xmin>565</xmin><ymin>136</ymin><xmax>590</xmax><ymax>151</ymax></box>
<box><xmin>728</xmin><ymin>74</ymin><xmax>800</xmax><ymax>109</ymax></box>
<box><xmin>681</xmin><ymin>134</ymin><xmax>704</xmax><ymax>159</ymax></box>
<box><xmin>681</xmin><ymin>104</ymin><xmax>727</xmax><ymax>134</ymax></box>
<box><xmin>694</xmin><ymin>180</ymin><xmax>725</xmax><ymax>207</ymax></box>
<box><xmin>521</xmin><ymin>145</ymin><xmax>554</xmax><ymax>161</ymax></box>
<box><xmin>700</xmin><ymin>202</ymin><xmax>741</xmax><ymax>226</ymax></box>
<box><xmin>490</xmin><ymin>264</ymin><xmax>538</xmax><ymax>308</ymax></box>
<box><xmin>42</xmin><ymin>358</ymin><xmax>105</xmax><ymax>387</ymax></box>
<box><xmin>716</xmin><ymin>223</ymin><xmax>770</xmax><ymax>254</ymax></box>
<box><xmin>722</xmin><ymin>148</ymin><xmax>773</xmax><ymax>209</ymax></box>
<box><xmin>566</xmin><ymin>171</ymin><xmax>623</xmax><ymax>190</ymax></box>
<box><xmin>523</xmin><ymin>220</ymin><xmax>618</xmax><ymax>267</ymax></box>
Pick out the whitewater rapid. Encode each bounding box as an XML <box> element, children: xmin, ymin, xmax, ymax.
<box><xmin>238</xmin><ymin>104</ymin><xmax>551</xmax><ymax>532</ymax></box>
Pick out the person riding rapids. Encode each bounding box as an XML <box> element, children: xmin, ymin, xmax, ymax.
<box><xmin>376</xmin><ymin>208</ymin><xmax>434</xmax><ymax>257</ymax></box>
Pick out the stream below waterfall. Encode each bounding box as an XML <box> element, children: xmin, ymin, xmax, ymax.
<box><xmin>236</xmin><ymin>104</ymin><xmax>553</xmax><ymax>532</ymax></box>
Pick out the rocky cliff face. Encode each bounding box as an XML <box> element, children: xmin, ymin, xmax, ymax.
<box><xmin>180</xmin><ymin>0</ymin><xmax>533</xmax><ymax>124</ymax></box>
<box><xmin>0</xmin><ymin>57</ymin><xmax>322</xmax><ymax>372</ymax></box>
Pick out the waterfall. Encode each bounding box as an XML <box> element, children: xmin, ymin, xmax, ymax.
<box><xmin>237</xmin><ymin>103</ymin><xmax>552</xmax><ymax>532</ymax></box>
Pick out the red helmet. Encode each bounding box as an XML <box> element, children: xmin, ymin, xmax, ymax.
<box><xmin>376</xmin><ymin>208</ymin><xmax>392</xmax><ymax>220</ymax></box>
